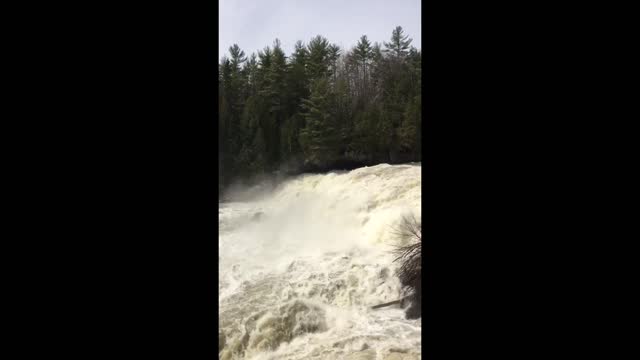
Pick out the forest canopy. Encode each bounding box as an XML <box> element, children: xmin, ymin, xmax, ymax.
<box><xmin>219</xmin><ymin>26</ymin><xmax>421</xmax><ymax>193</ymax></box>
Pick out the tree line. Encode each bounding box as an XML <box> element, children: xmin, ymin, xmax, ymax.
<box><xmin>219</xmin><ymin>26</ymin><xmax>421</xmax><ymax>193</ymax></box>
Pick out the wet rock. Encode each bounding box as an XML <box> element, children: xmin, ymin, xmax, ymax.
<box><xmin>405</xmin><ymin>301</ymin><xmax>421</xmax><ymax>319</ymax></box>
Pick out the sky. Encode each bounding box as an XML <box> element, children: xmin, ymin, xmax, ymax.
<box><xmin>219</xmin><ymin>0</ymin><xmax>421</xmax><ymax>61</ymax></box>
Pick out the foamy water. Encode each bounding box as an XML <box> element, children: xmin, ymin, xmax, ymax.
<box><xmin>219</xmin><ymin>163</ymin><xmax>421</xmax><ymax>360</ymax></box>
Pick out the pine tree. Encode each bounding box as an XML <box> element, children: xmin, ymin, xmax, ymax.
<box><xmin>228</xmin><ymin>44</ymin><xmax>246</xmax><ymax>71</ymax></box>
<box><xmin>287</xmin><ymin>41</ymin><xmax>310</xmax><ymax>111</ymax></box>
<box><xmin>299</xmin><ymin>77</ymin><xmax>340</xmax><ymax>168</ymax></box>
<box><xmin>264</xmin><ymin>39</ymin><xmax>288</xmax><ymax>166</ymax></box>
<box><xmin>307</xmin><ymin>35</ymin><xmax>331</xmax><ymax>82</ymax></box>
<box><xmin>353</xmin><ymin>35</ymin><xmax>372</xmax><ymax>97</ymax></box>
<box><xmin>368</xmin><ymin>42</ymin><xmax>384</xmax><ymax>102</ymax></box>
<box><xmin>398</xmin><ymin>96</ymin><xmax>419</xmax><ymax>154</ymax></box>
<box><xmin>243</xmin><ymin>53</ymin><xmax>259</xmax><ymax>97</ymax></box>
<box><xmin>280</xmin><ymin>41</ymin><xmax>310</xmax><ymax>164</ymax></box>
<box><xmin>384</xmin><ymin>26</ymin><xmax>413</xmax><ymax>59</ymax></box>
<box><xmin>327</xmin><ymin>44</ymin><xmax>341</xmax><ymax>84</ymax></box>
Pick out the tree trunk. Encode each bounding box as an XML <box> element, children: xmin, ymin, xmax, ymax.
<box><xmin>371</xmin><ymin>296</ymin><xmax>411</xmax><ymax>310</ymax></box>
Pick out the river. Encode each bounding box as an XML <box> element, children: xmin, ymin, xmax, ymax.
<box><xmin>219</xmin><ymin>163</ymin><xmax>422</xmax><ymax>360</ymax></box>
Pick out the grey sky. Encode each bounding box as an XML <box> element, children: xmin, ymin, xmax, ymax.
<box><xmin>219</xmin><ymin>0</ymin><xmax>421</xmax><ymax>61</ymax></box>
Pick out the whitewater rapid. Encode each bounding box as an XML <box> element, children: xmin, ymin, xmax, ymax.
<box><xmin>219</xmin><ymin>163</ymin><xmax>421</xmax><ymax>360</ymax></box>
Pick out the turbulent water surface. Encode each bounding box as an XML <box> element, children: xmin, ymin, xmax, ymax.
<box><xmin>219</xmin><ymin>163</ymin><xmax>421</xmax><ymax>360</ymax></box>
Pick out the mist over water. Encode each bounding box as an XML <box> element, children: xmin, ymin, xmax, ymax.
<box><xmin>219</xmin><ymin>163</ymin><xmax>421</xmax><ymax>360</ymax></box>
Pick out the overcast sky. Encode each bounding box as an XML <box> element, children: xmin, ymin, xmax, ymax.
<box><xmin>219</xmin><ymin>0</ymin><xmax>421</xmax><ymax>61</ymax></box>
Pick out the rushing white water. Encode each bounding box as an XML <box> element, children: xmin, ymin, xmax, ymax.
<box><xmin>219</xmin><ymin>163</ymin><xmax>421</xmax><ymax>360</ymax></box>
